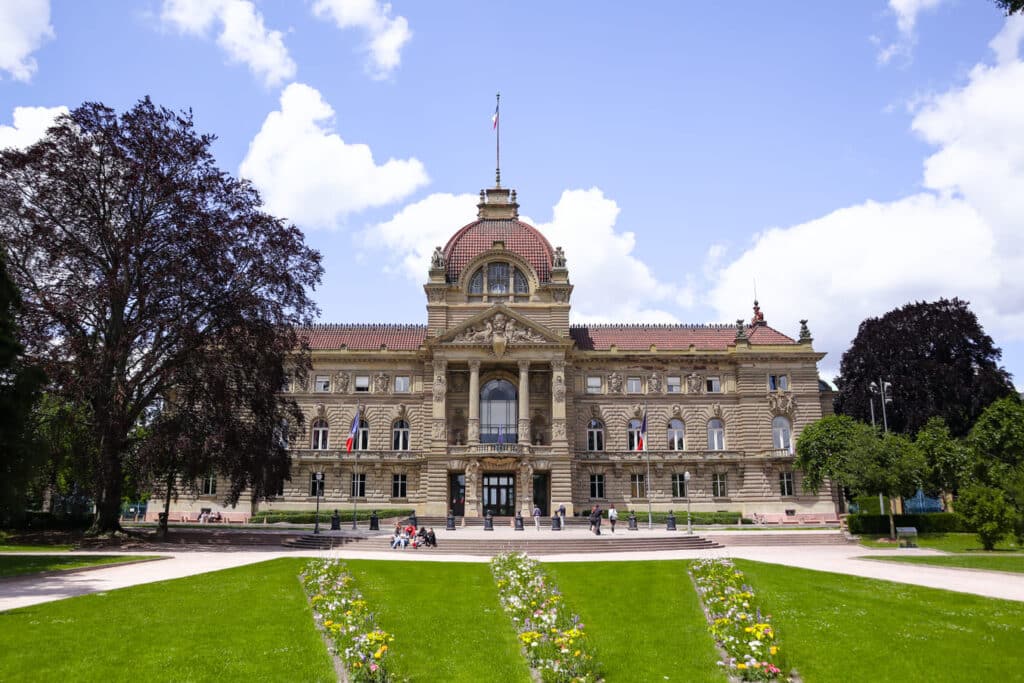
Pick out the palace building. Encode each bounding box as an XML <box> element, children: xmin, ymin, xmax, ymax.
<box><xmin>186</xmin><ymin>180</ymin><xmax>838</xmax><ymax>520</ymax></box>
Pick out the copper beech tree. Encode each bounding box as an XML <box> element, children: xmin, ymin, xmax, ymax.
<box><xmin>0</xmin><ymin>99</ymin><xmax>322</xmax><ymax>534</ymax></box>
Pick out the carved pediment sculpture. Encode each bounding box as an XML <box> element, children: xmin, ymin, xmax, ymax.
<box><xmin>451</xmin><ymin>312</ymin><xmax>547</xmax><ymax>353</ymax></box>
<box><xmin>686</xmin><ymin>373</ymin><xmax>704</xmax><ymax>394</ymax></box>
<box><xmin>768</xmin><ymin>391</ymin><xmax>797</xmax><ymax>417</ymax></box>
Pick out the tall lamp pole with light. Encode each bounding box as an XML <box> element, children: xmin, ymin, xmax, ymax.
<box><xmin>869</xmin><ymin>378</ymin><xmax>893</xmax><ymax>514</ymax></box>
<box><xmin>684</xmin><ymin>470</ymin><xmax>692</xmax><ymax>534</ymax></box>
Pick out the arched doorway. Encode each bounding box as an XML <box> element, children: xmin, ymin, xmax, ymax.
<box><xmin>480</xmin><ymin>378</ymin><xmax>518</xmax><ymax>443</ymax></box>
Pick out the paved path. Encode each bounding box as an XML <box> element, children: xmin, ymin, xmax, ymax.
<box><xmin>3</xmin><ymin>527</ymin><xmax>1022</xmax><ymax>611</ymax></box>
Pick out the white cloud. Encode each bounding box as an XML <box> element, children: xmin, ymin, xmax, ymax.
<box><xmin>0</xmin><ymin>0</ymin><xmax>53</xmax><ymax>82</ymax></box>
<box><xmin>312</xmin><ymin>0</ymin><xmax>411</xmax><ymax>79</ymax></box>
<box><xmin>240</xmin><ymin>82</ymin><xmax>428</xmax><ymax>228</ymax></box>
<box><xmin>160</xmin><ymin>0</ymin><xmax>295</xmax><ymax>87</ymax></box>
<box><xmin>875</xmin><ymin>0</ymin><xmax>944</xmax><ymax>65</ymax></box>
<box><xmin>0</xmin><ymin>105</ymin><xmax>67</xmax><ymax>150</ymax></box>
<box><xmin>708</xmin><ymin>16</ymin><xmax>1024</xmax><ymax>373</ymax></box>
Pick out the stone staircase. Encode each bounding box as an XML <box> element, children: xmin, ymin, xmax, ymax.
<box><xmin>281</xmin><ymin>534</ymin><xmax>373</xmax><ymax>550</ymax></box>
<box><xmin>706</xmin><ymin>532</ymin><xmax>853</xmax><ymax>546</ymax></box>
<box><xmin>356</xmin><ymin>533</ymin><xmax>723</xmax><ymax>556</ymax></box>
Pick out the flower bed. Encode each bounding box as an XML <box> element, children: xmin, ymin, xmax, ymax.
<box><xmin>690</xmin><ymin>558</ymin><xmax>789</xmax><ymax>681</ymax></box>
<box><xmin>301</xmin><ymin>559</ymin><xmax>394</xmax><ymax>682</ymax></box>
<box><xmin>490</xmin><ymin>552</ymin><xmax>602</xmax><ymax>682</ymax></box>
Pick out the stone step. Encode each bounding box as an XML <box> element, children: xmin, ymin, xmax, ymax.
<box><xmin>706</xmin><ymin>533</ymin><xmax>853</xmax><ymax>546</ymax></box>
<box><xmin>281</xmin><ymin>535</ymin><xmax>372</xmax><ymax>550</ymax></box>
<box><xmin>357</xmin><ymin>534</ymin><xmax>723</xmax><ymax>555</ymax></box>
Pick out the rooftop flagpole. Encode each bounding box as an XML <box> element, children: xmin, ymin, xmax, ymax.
<box><xmin>494</xmin><ymin>92</ymin><xmax>501</xmax><ymax>187</ymax></box>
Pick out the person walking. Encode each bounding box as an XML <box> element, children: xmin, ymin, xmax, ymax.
<box><xmin>533</xmin><ymin>504</ymin><xmax>542</xmax><ymax>531</ymax></box>
<box><xmin>589</xmin><ymin>504</ymin><xmax>602</xmax><ymax>535</ymax></box>
<box><xmin>608</xmin><ymin>503</ymin><xmax>618</xmax><ymax>533</ymax></box>
<box><xmin>558</xmin><ymin>503</ymin><xmax>566</xmax><ymax>530</ymax></box>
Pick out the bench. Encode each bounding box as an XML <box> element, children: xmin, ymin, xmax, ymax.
<box><xmin>896</xmin><ymin>526</ymin><xmax>918</xmax><ymax>548</ymax></box>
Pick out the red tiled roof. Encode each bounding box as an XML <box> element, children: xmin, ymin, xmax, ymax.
<box><xmin>443</xmin><ymin>218</ymin><xmax>554</xmax><ymax>284</ymax></box>
<box><xmin>298</xmin><ymin>324</ymin><xmax>427</xmax><ymax>351</ymax></box>
<box><xmin>569</xmin><ymin>324</ymin><xmax>797</xmax><ymax>351</ymax></box>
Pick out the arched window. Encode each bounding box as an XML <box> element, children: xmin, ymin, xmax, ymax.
<box><xmin>392</xmin><ymin>419</ymin><xmax>410</xmax><ymax>451</ymax></box>
<box><xmin>587</xmin><ymin>419</ymin><xmax>605</xmax><ymax>451</ymax></box>
<box><xmin>513</xmin><ymin>268</ymin><xmax>528</xmax><ymax>293</ymax></box>
<box><xmin>487</xmin><ymin>262</ymin><xmax>510</xmax><ymax>293</ymax></box>
<box><xmin>667</xmin><ymin>419</ymin><xmax>685</xmax><ymax>450</ymax></box>
<box><xmin>355</xmin><ymin>418</ymin><xmax>370</xmax><ymax>450</ymax></box>
<box><xmin>481</xmin><ymin>379</ymin><xmax>517</xmax><ymax>443</ymax></box>
<box><xmin>627</xmin><ymin>419</ymin><xmax>644</xmax><ymax>450</ymax></box>
<box><xmin>469</xmin><ymin>269</ymin><xmax>484</xmax><ymax>294</ymax></box>
<box><xmin>772</xmin><ymin>416</ymin><xmax>792</xmax><ymax>452</ymax></box>
<box><xmin>311</xmin><ymin>419</ymin><xmax>329</xmax><ymax>450</ymax></box>
<box><xmin>707</xmin><ymin>418</ymin><xmax>725</xmax><ymax>451</ymax></box>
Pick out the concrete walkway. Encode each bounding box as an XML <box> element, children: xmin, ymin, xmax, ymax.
<box><xmin>3</xmin><ymin>527</ymin><xmax>1022</xmax><ymax>611</ymax></box>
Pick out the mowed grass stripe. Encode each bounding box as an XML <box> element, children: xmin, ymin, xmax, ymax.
<box><xmin>734</xmin><ymin>559</ymin><xmax>1024</xmax><ymax>682</ymax></box>
<box><xmin>547</xmin><ymin>560</ymin><xmax>726</xmax><ymax>682</ymax></box>
<box><xmin>863</xmin><ymin>554</ymin><xmax>1024</xmax><ymax>574</ymax></box>
<box><xmin>0</xmin><ymin>558</ymin><xmax>334</xmax><ymax>683</ymax></box>
<box><xmin>0</xmin><ymin>554</ymin><xmax>155</xmax><ymax>577</ymax></box>
<box><xmin>347</xmin><ymin>560</ymin><xmax>531</xmax><ymax>682</ymax></box>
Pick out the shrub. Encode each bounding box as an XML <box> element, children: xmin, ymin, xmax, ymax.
<box><xmin>956</xmin><ymin>485</ymin><xmax>1014</xmax><ymax>551</ymax></box>
<box><xmin>846</xmin><ymin>512</ymin><xmax>963</xmax><ymax>534</ymax></box>
<box><xmin>624</xmin><ymin>510</ymin><xmax>741</xmax><ymax>525</ymax></box>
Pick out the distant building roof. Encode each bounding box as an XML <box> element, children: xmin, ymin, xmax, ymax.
<box><xmin>298</xmin><ymin>324</ymin><xmax>428</xmax><ymax>351</ymax></box>
<box><xmin>569</xmin><ymin>324</ymin><xmax>796</xmax><ymax>351</ymax></box>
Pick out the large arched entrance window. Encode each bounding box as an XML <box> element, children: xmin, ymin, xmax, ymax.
<box><xmin>481</xmin><ymin>379</ymin><xmax>518</xmax><ymax>443</ymax></box>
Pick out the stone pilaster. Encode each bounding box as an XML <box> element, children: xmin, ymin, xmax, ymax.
<box><xmin>468</xmin><ymin>360</ymin><xmax>480</xmax><ymax>443</ymax></box>
<box><xmin>518</xmin><ymin>360</ymin><xmax>530</xmax><ymax>444</ymax></box>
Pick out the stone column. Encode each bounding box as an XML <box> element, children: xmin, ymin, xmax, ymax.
<box><xmin>518</xmin><ymin>360</ymin><xmax>530</xmax><ymax>445</ymax></box>
<box><xmin>550</xmin><ymin>359</ymin><xmax>567</xmax><ymax>445</ymax></box>
<box><xmin>431</xmin><ymin>359</ymin><xmax>447</xmax><ymax>447</ymax></box>
<box><xmin>468</xmin><ymin>360</ymin><xmax>480</xmax><ymax>443</ymax></box>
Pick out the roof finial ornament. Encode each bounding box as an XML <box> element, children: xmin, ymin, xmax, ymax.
<box><xmin>752</xmin><ymin>299</ymin><xmax>765</xmax><ymax>326</ymax></box>
<box><xmin>799</xmin><ymin>319</ymin><xmax>812</xmax><ymax>343</ymax></box>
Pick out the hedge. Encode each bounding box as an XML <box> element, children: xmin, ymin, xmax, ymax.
<box><xmin>617</xmin><ymin>510</ymin><xmax>742</xmax><ymax>525</ymax></box>
<box><xmin>846</xmin><ymin>512</ymin><xmax>964</xmax><ymax>534</ymax></box>
<box><xmin>249</xmin><ymin>508</ymin><xmax>414</xmax><ymax>524</ymax></box>
<box><xmin>1</xmin><ymin>511</ymin><xmax>93</xmax><ymax>531</ymax></box>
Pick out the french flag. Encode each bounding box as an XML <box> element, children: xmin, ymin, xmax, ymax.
<box><xmin>636</xmin><ymin>411</ymin><xmax>647</xmax><ymax>452</ymax></box>
<box><xmin>492</xmin><ymin>102</ymin><xmax>499</xmax><ymax>130</ymax></box>
<box><xmin>346</xmin><ymin>408</ymin><xmax>360</xmax><ymax>452</ymax></box>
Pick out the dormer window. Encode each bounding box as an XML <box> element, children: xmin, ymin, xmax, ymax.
<box><xmin>513</xmin><ymin>269</ymin><xmax>528</xmax><ymax>293</ymax></box>
<box><xmin>467</xmin><ymin>261</ymin><xmax>531</xmax><ymax>301</ymax></box>
<box><xmin>469</xmin><ymin>270</ymin><xmax>483</xmax><ymax>294</ymax></box>
<box><xmin>487</xmin><ymin>262</ymin><xmax>509</xmax><ymax>293</ymax></box>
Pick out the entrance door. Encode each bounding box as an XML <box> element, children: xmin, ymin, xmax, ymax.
<box><xmin>482</xmin><ymin>473</ymin><xmax>516</xmax><ymax>516</ymax></box>
<box><xmin>532</xmin><ymin>472</ymin><xmax>550</xmax><ymax>516</ymax></box>
<box><xmin>449</xmin><ymin>473</ymin><xmax>465</xmax><ymax>516</ymax></box>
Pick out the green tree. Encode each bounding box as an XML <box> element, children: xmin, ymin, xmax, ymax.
<box><xmin>844</xmin><ymin>432</ymin><xmax>927</xmax><ymax>539</ymax></box>
<box><xmin>967</xmin><ymin>396</ymin><xmax>1024</xmax><ymax>484</ymax></box>
<box><xmin>0</xmin><ymin>99</ymin><xmax>321</xmax><ymax>534</ymax></box>
<box><xmin>915</xmin><ymin>417</ymin><xmax>969</xmax><ymax>508</ymax></box>
<box><xmin>794</xmin><ymin>415</ymin><xmax>876</xmax><ymax>493</ymax></box>
<box><xmin>956</xmin><ymin>485</ymin><xmax>1014</xmax><ymax>551</ymax></box>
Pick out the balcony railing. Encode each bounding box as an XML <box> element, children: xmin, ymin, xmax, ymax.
<box><xmin>448</xmin><ymin>443</ymin><xmax>555</xmax><ymax>456</ymax></box>
<box><xmin>290</xmin><ymin>449</ymin><xmax>422</xmax><ymax>461</ymax></box>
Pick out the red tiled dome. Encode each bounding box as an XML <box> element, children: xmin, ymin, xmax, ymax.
<box><xmin>443</xmin><ymin>218</ymin><xmax>555</xmax><ymax>284</ymax></box>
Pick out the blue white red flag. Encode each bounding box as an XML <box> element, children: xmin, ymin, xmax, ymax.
<box><xmin>492</xmin><ymin>102</ymin><xmax>499</xmax><ymax>130</ymax></box>
<box><xmin>346</xmin><ymin>408</ymin><xmax>360</xmax><ymax>452</ymax></box>
<box><xmin>636</xmin><ymin>411</ymin><xmax>647</xmax><ymax>451</ymax></box>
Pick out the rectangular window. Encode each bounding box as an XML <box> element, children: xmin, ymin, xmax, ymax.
<box><xmin>713</xmin><ymin>473</ymin><xmax>728</xmax><ymax>498</ymax></box>
<box><xmin>394</xmin><ymin>375</ymin><xmax>411</xmax><ymax>393</ymax></box>
<box><xmin>586</xmin><ymin>376</ymin><xmax>602</xmax><ymax>394</ymax></box>
<box><xmin>769</xmin><ymin>374</ymin><xmax>789</xmax><ymax>391</ymax></box>
<box><xmin>626</xmin><ymin>376</ymin><xmax>642</xmax><ymax>393</ymax></box>
<box><xmin>351</xmin><ymin>473</ymin><xmax>366</xmax><ymax>498</ymax></box>
<box><xmin>309</xmin><ymin>472</ymin><xmax>325</xmax><ymax>497</ymax></box>
<box><xmin>392</xmin><ymin>473</ymin><xmax>407</xmax><ymax>498</ymax></box>
<box><xmin>672</xmin><ymin>473</ymin><xmax>688</xmax><ymax>498</ymax></box>
<box><xmin>314</xmin><ymin>375</ymin><xmax>330</xmax><ymax>392</ymax></box>
<box><xmin>201</xmin><ymin>474</ymin><xmax>217</xmax><ymax>496</ymax></box>
<box><xmin>706</xmin><ymin>376</ymin><xmax>721</xmax><ymax>393</ymax></box>
<box><xmin>630</xmin><ymin>474</ymin><xmax>647</xmax><ymax>498</ymax></box>
<box><xmin>666</xmin><ymin>376</ymin><xmax>681</xmax><ymax>393</ymax></box>
<box><xmin>355</xmin><ymin>375</ymin><xmax>370</xmax><ymax>392</ymax></box>
<box><xmin>589</xmin><ymin>474</ymin><xmax>605</xmax><ymax>499</ymax></box>
<box><xmin>779</xmin><ymin>471</ymin><xmax>795</xmax><ymax>497</ymax></box>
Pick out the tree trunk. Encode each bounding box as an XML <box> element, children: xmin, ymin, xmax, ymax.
<box><xmin>159</xmin><ymin>473</ymin><xmax>174</xmax><ymax>539</ymax></box>
<box><xmin>888</xmin><ymin>497</ymin><xmax>897</xmax><ymax>540</ymax></box>
<box><xmin>88</xmin><ymin>437</ymin><xmax>124</xmax><ymax>535</ymax></box>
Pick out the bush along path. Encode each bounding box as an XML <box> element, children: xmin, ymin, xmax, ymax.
<box><xmin>302</xmin><ymin>559</ymin><xmax>395</xmax><ymax>682</ymax></box>
<box><xmin>491</xmin><ymin>552</ymin><xmax>603</xmax><ymax>682</ymax></box>
<box><xmin>690</xmin><ymin>558</ymin><xmax>795</xmax><ymax>682</ymax></box>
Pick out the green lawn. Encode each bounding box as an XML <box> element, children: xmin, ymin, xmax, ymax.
<box><xmin>0</xmin><ymin>554</ymin><xmax>155</xmax><ymax>578</ymax></box>
<box><xmin>0</xmin><ymin>558</ymin><xmax>334</xmax><ymax>682</ymax></box>
<box><xmin>548</xmin><ymin>560</ymin><xmax>725</xmax><ymax>682</ymax></box>
<box><xmin>860</xmin><ymin>532</ymin><xmax>1023</xmax><ymax>552</ymax></box>
<box><xmin>346</xmin><ymin>560</ymin><xmax>531</xmax><ymax>682</ymax></box>
<box><xmin>864</xmin><ymin>554</ymin><xmax>1024</xmax><ymax>574</ymax></box>
<box><xmin>735</xmin><ymin>559</ymin><xmax>1024</xmax><ymax>682</ymax></box>
<box><xmin>0</xmin><ymin>544</ymin><xmax>75</xmax><ymax>552</ymax></box>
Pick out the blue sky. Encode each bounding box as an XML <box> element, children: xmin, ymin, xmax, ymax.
<box><xmin>2</xmin><ymin>1</ymin><xmax>1022</xmax><ymax>387</ymax></box>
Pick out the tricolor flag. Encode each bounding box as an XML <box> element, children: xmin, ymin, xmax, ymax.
<box><xmin>492</xmin><ymin>102</ymin><xmax>499</xmax><ymax>130</ymax></box>
<box><xmin>346</xmin><ymin>408</ymin><xmax>361</xmax><ymax>453</ymax></box>
<box><xmin>635</xmin><ymin>411</ymin><xmax>648</xmax><ymax>452</ymax></box>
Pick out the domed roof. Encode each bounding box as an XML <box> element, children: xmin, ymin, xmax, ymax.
<box><xmin>442</xmin><ymin>186</ymin><xmax>555</xmax><ymax>284</ymax></box>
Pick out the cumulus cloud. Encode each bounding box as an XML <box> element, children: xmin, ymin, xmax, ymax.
<box><xmin>708</xmin><ymin>16</ymin><xmax>1024</xmax><ymax>379</ymax></box>
<box><xmin>0</xmin><ymin>105</ymin><xmax>67</xmax><ymax>150</ymax></box>
<box><xmin>875</xmin><ymin>0</ymin><xmax>944</xmax><ymax>65</ymax></box>
<box><xmin>160</xmin><ymin>0</ymin><xmax>295</xmax><ymax>87</ymax></box>
<box><xmin>240</xmin><ymin>82</ymin><xmax>428</xmax><ymax>228</ymax></box>
<box><xmin>0</xmin><ymin>0</ymin><xmax>53</xmax><ymax>82</ymax></box>
<box><xmin>312</xmin><ymin>0</ymin><xmax>411</xmax><ymax>79</ymax></box>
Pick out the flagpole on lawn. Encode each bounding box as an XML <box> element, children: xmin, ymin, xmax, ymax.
<box><xmin>644</xmin><ymin>402</ymin><xmax>652</xmax><ymax>530</ymax></box>
<box><xmin>495</xmin><ymin>91</ymin><xmax>501</xmax><ymax>187</ymax></box>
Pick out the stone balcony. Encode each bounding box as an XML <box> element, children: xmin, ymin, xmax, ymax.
<box><xmin>448</xmin><ymin>443</ymin><xmax>556</xmax><ymax>457</ymax></box>
<box><xmin>290</xmin><ymin>449</ymin><xmax>422</xmax><ymax>461</ymax></box>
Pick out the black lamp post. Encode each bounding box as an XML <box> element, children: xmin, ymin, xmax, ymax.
<box><xmin>684</xmin><ymin>471</ymin><xmax>692</xmax><ymax>535</ymax></box>
<box><xmin>313</xmin><ymin>471</ymin><xmax>324</xmax><ymax>534</ymax></box>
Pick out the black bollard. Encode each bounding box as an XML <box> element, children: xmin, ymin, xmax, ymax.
<box><xmin>409</xmin><ymin>512</ymin><xmax>418</xmax><ymax>529</ymax></box>
<box><xmin>666</xmin><ymin>510</ymin><xmax>677</xmax><ymax>531</ymax></box>
<box><xmin>446</xmin><ymin>509</ymin><xmax>456</xmax><ymax>531</ymax></box>
<box><xmin>369</xmin><ymin>510</ymin><xmax>379</xmax><ymax>531</ymax></box>
<box><xmin>514</xmin><ymin>511</ymin><xmax>525</xmax><ymax>531</ymax></box>
<box><xmin>483</xmin><ymin>511</ymin><xmax>494</xmax><ymax>531</ymax></box>
<box><xmin>628</xmin><ymin>511</ymin><xmax>638</xmax><ymax>531</ymax></box>
<box><xmin>330</xmin><ymin>510</ymin><xmax>341</xmax><ymax>531</ymax></box>
<box><xmin>551</xmin><ymin>513</ymin><xmax>560</xmax><ymax>531</ymax></box>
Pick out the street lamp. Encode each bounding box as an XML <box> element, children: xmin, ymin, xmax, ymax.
<box><xmin>869</xmin><ymin>378</ymin><xmax>894</xmax><ymax>515</ymax></box>
<box><xmin>313</xmin><ymin>471</ymin><xmax>324</xmax><ymax>534</ymax></box>
<box><xmin>684</xmin><ymin>471</ymin><xmax>692</xmax><ymax>535</ymax></box>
